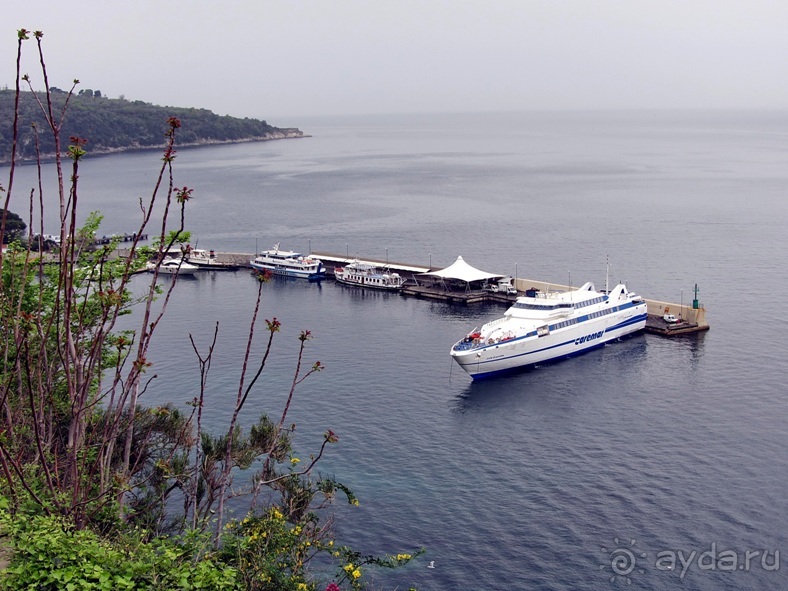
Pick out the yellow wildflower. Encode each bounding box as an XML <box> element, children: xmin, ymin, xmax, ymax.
<box><xmin>352</xmin><ymin>568</ymin><xmax>361</xmax><ymax>579</ymax></box>
<box><xmin>291</xmin><ymin>457</ymin><xmax>301</xmax><ymax>465</ymax></box>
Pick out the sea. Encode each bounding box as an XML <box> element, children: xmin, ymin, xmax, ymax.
<box><xmin>8</xmin><ymin>110</ymin><xmax>788</xmax><ymax>590</ymax></box>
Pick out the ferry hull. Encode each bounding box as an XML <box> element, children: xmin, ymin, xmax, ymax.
<box><xmin>452</xmin><ymin>312</ymin><xmax>647</xmax><ymax>380</ymax></box>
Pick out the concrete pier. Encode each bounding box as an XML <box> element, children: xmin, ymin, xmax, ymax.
<box><xmin>310</xmin><ymin>251</ymin><xmax>431</xmax><ymax>275</ymax></box>
<box><xmin>512</xmin><ymin>278</ymin><xmax>709</xmax><ymax>336</ymax></box>
<box><xmin>122</xmin><ymin>248</ymin><xmax>710</xmax><ymax>336</ymax></box>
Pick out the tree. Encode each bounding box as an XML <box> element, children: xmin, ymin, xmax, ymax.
<box><xmin>1</xmin><ymin>29</ymin><xmax>420</xmax><ymax>591</ymax></box>
<box><xmin>0</xmin><ymin>88</ymin><xmax>302</xmax><ymax>164</ymax></box>
<box><xmin>0</xmin><ymin>208</ymin><xmax>25</xmax><ymax>243</ymax></box>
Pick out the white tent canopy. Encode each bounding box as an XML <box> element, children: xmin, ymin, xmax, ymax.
<box><xmin>417</xmin><ymin>255</ymin><xmax>504</xmax><ymax>291</ymax></box>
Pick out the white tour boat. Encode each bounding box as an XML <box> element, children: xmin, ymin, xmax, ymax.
<box><xmin>146</xmin><ymin>256</ymin><xmax>200</xmax><ymax>276</ymax></box>
<box><xmin>334</xmin><ymin>260</ymin><xmax>406</xmax><ymax>290</ymax></box>
<box><xmin>249</xmin><ymin>244</ymin><xmax>326</xmax><ymax>280</ymax></box>
<box><xmin>450</xmin><ymin>282</ymin><xmax>647</xmax><ymax>379</ymax></box>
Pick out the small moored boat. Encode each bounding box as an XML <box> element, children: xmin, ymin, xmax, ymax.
<box><xmin>184</xmin><ymin>248</ymin><xmax>239</xmax><ymax>270</ymax></box>
<box><xmin>146</xmin><ymin>256</ymin><xmax>200</xmax><ymax>276</ymax></box>
<box><xmin>249</xmin><ymin>244</ymin><xmax>326</xmax><ymax>280</ymax></box>
<box><xmin>334</xmin><ymin>260</ymin><xmax>406</xmax><ymax>290</ymax></box>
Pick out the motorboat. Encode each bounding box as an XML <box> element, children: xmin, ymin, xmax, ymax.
<box><xmin>334</xmin><ymin>260</ymin><xmax>406</xmax><ymax>290</ymax></box>
<box><xmin>146</xmin><ymin>256</ymin><xmax>200</xmax><ymax>276</ymax></box>
<box><xmin>184</xmin><ymin>248</ymin><xmax>239</xmax><ymax>270</ymax></box>
<box><xmin>249</xmin><ymin>244</ymin><xmax>326</xmax><ymax>280</ymax></box>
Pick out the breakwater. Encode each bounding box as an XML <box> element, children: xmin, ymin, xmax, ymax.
<box><xmin>167</xmin><ymin>250</ymin><xmax>709</xmax><ymax>336</ymax></box>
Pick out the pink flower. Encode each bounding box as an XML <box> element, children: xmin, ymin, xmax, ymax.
<box><xmin>325</xmin><ymin>584</ymin><xmax>341</xmax><ymax>591</ymax></box>
<box><xmin>175</xmin><ymin>186</ymin><xmax>193</xmax><ymax>203</ymax></box>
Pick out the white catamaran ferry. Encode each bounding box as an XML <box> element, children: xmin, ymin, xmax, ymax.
<box><xmin>450</xmin><ymin>282</ymin><xmax>647</xmax><ymax>379</ymax></box>
<box><xmin>249</xmin><ymin>244</ymin><xmax>326</xmax><ymax>280</ymax></box>
<box><xmin>334</xmin><ymin>260</ymin><xmax>406</xmax><ymax>290</ymax></box>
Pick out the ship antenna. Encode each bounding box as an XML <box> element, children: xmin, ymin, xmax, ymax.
<box><xmin>605</xmin><ymin>255</ymin><xmax>609</xmax><ymax>294</ymax></box>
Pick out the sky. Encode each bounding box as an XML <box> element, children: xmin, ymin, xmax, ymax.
<box><xmin>3</xmin><ymin>0</ymin><xmax>788</xmax><ymax>122</ymax></box>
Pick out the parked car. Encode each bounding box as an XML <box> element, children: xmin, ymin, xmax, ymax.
<box><xmin>663</xmin><ymin>314</ymin><xmax>679</xmax><ymax>324</ymax></box>
<box><xmin>484</xmin><ymin>278</ymin><xmax>517</xmax><ymax>295</ymax></box>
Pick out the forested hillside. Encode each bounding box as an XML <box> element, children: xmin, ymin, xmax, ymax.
<box><xmin>0</xmin><ymin>88</ymin><xmax>303</xmax><ymax>162</ymax></box>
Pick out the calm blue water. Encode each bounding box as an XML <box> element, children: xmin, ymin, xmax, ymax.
<box><xmin>9</xmin><ymin>110</ymin><xmax>788</xmax><ymax>590</ymax></box>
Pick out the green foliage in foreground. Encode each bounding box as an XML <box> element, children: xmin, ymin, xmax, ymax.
<box><xmin>0</xmin><ymin>31</ymin><xmax>420</xmax><ymax>591</ymax></box>
<box><xmin>0</xmin><ymin>502</ymin><xmax>424</xmax><ymax>591</ymax></box>
<box><xmin>0</xmin><ymin>506</ymin><xmax>240</xmax><ymax>590</ymax></box>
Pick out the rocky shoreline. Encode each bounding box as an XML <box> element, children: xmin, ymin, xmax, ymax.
<box><xmin>1</xmin><ymin>129</ymin><xmax>309</xmax><ymax>165</ymax></box>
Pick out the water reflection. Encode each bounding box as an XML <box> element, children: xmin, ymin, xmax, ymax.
<box><xmin>451</xmin><ymin>335</ymin><xmax>650</xmax><ymax>415</ymax></box>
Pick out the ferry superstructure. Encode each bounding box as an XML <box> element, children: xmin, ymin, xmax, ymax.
<box><xmin>450</xmin><ymin>282</ymin><xmax>647</xmax><ymax>379</ymax></box>
<box><xmin>249</xmin><ymin>244</ymin><xmax>326</xmax><ymax>280</ymax></box>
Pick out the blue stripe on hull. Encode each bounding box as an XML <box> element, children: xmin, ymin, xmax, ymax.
<box><xmin>466</xmin><ymin>341</ymin><xmax>610</xmax><ymax>380</ymax></box>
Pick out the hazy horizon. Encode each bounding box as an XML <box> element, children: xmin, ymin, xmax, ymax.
<box><xmin>4</xmin><ymin>1</ymin><xmax>787</xmax><ymax>122</ymax></box>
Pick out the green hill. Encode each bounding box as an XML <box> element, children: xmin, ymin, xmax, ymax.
<box><xmin>0</xmin><ymin>88</ymin><xmax>304</xmax><ymax>162</ymax></box>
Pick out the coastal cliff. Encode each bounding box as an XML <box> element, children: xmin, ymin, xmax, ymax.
<box><xmin>0</xmin><ymin>89</ymin><xmax>305</xmax><ymax>163</ymax></box>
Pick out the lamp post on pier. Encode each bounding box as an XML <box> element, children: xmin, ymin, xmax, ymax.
<box><xmin>680</xmin><ymin>289</ymin><xmax>684</xmax><ymax>321</ymax></box>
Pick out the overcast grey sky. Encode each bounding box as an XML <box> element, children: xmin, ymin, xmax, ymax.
<box><xmin>4</xmin><ymin>1</ymin><xmax>787</xmax><ymax>121</ymax></box>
